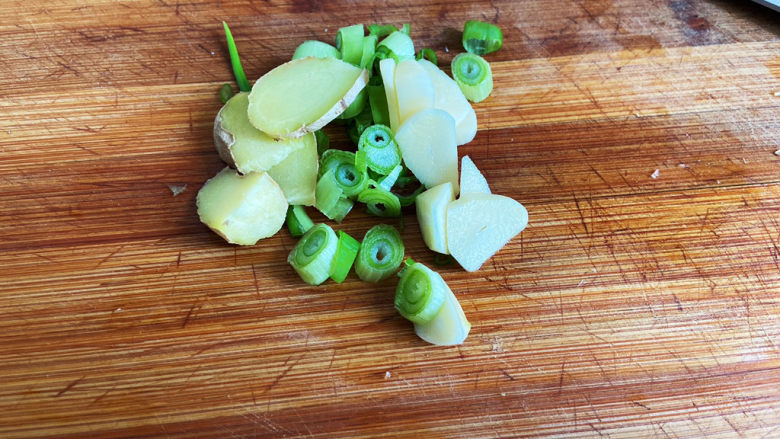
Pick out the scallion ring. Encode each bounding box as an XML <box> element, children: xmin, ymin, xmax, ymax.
<box><xmin>319</xmin><ymin>149</ymin><xmax>368</xmax><ymax>198</ymax></box>
<box><xmin>415</xmin><ymin>48</ymin><xmax>437</xmax><ymax>65</ymax></box>
<box><xmin>357</xmin><ymin>125</ymin><xmax>401</xmax><ymax>175</ymax></box>
<box><xmin>377</xmin><ymin>31</ymin><xmax>415</xmax><ymax>62</ymax></box>
<box><xmin>355</xmin><ymin>224</ymin><xmax>405</xmax><ymax>282</ymax></box>
<box><xmin>335</xmin><ymin>24</ymin><xmax>365</xmax><ymax>65</ymax></box>
<box><xmin>462</xmin><ymin>20</ymin><xmax>503</xmax><ymax>55</ymax></box>
<box><xmin>285</xmin><ymin>205</ymin><xmax>314</xmax><ymax>237</ymax></box>
<box><xmin>330</xmin><ymin>230</ymin><xmax>361</xmax><ymax>283</ymax></box>
<box><xmin>451</xmin><ymin>53</ymin><xmax>493</xmax><ymax>103</ymax></box>
<box><xmin>357</xmin><ymin>186</ymin><xmax>402</xmax><ymax>217</ymax></box>
<box><xmin>394</xmin><ymin>261</ymin><xmax>448</xmax><ymax>324</ymax></box>
<box><xmin>288</xmin><ymin>223</ymin><xmax>338</xmax><ymax>285</ymax></box>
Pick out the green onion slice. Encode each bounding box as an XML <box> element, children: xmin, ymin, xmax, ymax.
<box><xmin>335</xmin><ymin>24</ymin><xmax>364</xmax><ymax>65</ymax></box>
<box><xmin>330</xmin><ymin>230</ymin><xmax>360</xmax><ymax>283</ymax></box>
<box><xmin>367</xmin><ymin>24</ymin><xmax>399</xmax><ymax>38</ymax></box>
<box><xmin>400</xmin><ymin>23</ymin><xmax>411</xmax><ymax>36</ymax></box>
<box><xmin>328</xmin><ymin>197</ymin><xmax>354</xmax><ymax>223</ymax></box>
<box><xmin>315</xmin><ymin>169</ymin><xmax>344</xmax><ymax>215</ymax></box>
<box><xmin>451</xmin><ymin>53</ymin><xmax>493</xmax><ymax>103</ymax></box>
<box><xmin>347</xmin><ymin>106</ymin><xmax>374</xmax><ymax>147</ymax></box>
<box><xmin>355</xmin><ymin>224</ymin><xmax>405</xmax><ymax>282</ymax></box>
<box><xmin>415</xmin><ymin>48</ymin><xmax>437</xmax><ymax>65</ymax></box>
<box><xmin>358</xmin><ymin>186</ymin><xmax>402</xmax><ymax>217</ymax></box>
<box><xmin>339</xmin><ymin>88</ymin><xmax>367</xmax><ymax>119</ymax></box>
<box><xmin>378</xmin><ymin>165</ymin><xmax>403</xmax><ymax>192</ymax></box>
<box><xmin>288</xmin><ymin>223</ymin><xmax>338</xmax><ymax>285</ymax></box>
<box><xmin>462</xmin><ymin>20</ymin><xmax>503</xmax><ymax>55</ymax></box>
<box><xmin>222</xmin><ymin>21</ymin><xmax>251</xmax><ymax>92</ymax></box>
<box><xmin>293</xmin><ymin>40</ymin><xmax>341</xmax><ymax>60</ymax></box>
<box><xmin>358</xmin><ymin>125</ymin><xmax>401</xmax><ymax>175</ymax></box>
<box><xmin>367</xmin><ymin>84</ymin><xmax>390</xmax><ymax>126</ymax></box>
<box><xmin>286</xmin><ymin>205</ymin><xmax>314</xmax><ymax>237</ymax></box>
<box><xmin>219</xmin><ymin>83</ymin><xmax>234</xmax><ymax>103</ymax></box>
<box><xmin>394</xmin><ymin>261</ymin><xmax>448</xmax><ymax>324</ymax></box>
<box><xmin>377</xmin><ymin>31</ymin><xmax>415</xmax><ymax>62</ymax></box>
<box><xmin>319</xmin><ymin>149</ymin><xmax>369</xmax><ymax>198</ymax></box>
<box><xmin>360</xmin><ymin>34</ymin><xmax>378</xmax><ymax>69</ymax></box>
<box><xmin>314</xmin><ymin>129</ymin><xmax>330</xmax><ymax>155</ymax></box>
<box><xmin>396</xmin><ymin>184</ymin><xmax>425</xmax><ymax>207</ymax></box>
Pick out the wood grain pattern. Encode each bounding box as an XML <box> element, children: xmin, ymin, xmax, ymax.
<box><xmin>1</xmin><ymin>0</ymin><xmax>779</xmax><ymax>437</ymax></box>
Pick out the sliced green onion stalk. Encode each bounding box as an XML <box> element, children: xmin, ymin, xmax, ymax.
<box><xmin>319</xmin><ymin>149</ymin><xmax>368</xmax><ymax>198</ymax></box>
<box><xmin>335</xmin><ymin>24</ymin><xmax>365</xmax><ymax>65</ymax></box>
<box><xmin>395</xmin><ymin>261</ymin><xmax>471</xmax><ymax>345</ymax></box>
<box><xmin>415</xmin><ymin>48</ymin><xmax>438</xmax><ymax>65</ymax></box>
<box><xmin>288</xmin><ymin>223</ymin><xmax>338</xmax><ymax>285</ymax></box>
<box><xmin>367</xmin><ymin>84</ymin><xmax>390</xmax><ymax>126</ymax></box>
<box><xmin>222</xmin><ymin>21</ymin><xmax>251</xmax><ymax>92</ymax></box>
<box><xmin>394</xmin><ymin>261</ymin><xmax>447</xmax><ymax>324</ymax></box>
<box><xmin>462</xmin><ymin>20</ymin><xmax>503</xmax><ymax>56</ymax></box>
<box><xmin>400</xmin><ymin>23</ymin><xmax>411</xmax><ymax>36</ymax></box>
<box><xmin>339</xmin><ymin>88</ymin><xmax>367</xmax><ymax>119</ymax></box>
<box><xmin>355</xmin><ymin>150</ymin><xmax>368</xmax><ymax>174</ymax></box>
<box><xmin>358</xmin><ymin>124</ymin><xmax>401</xmax><ymax>175</ymax></box>
<box><xmin>367</xmin><ymin>24</ymin><xmax>399</xmax><ymax>38</ymax></box>
<box><xmin>360</xmin><ymin>34</ymin><xmax>378</xmax><ymax>69</ymax></box>
<box><xmin>286</xmin><ymin>205</ymin><xmax>314</xmax><ymax>237</ymax></box>
<box><xmin>377</xmin><ymin>31</ymin><xmax>415</xmax><ymax>62</ymax></box>
<box><xmin>378</xmin><ymin>165</ymin><xmax>403</xmax><ymax>192</ymax></box>
<box><xmin>330</xmin><ymin>230</ymin><xmax>360</xmax><ymax>283</ymax></box>
<box><xmin>355</xmin><ymin>224</ymin><xmax>404</xmax><ymax>282</ymax></box>
<box><xmin>314</xmin><ymin>129</ymin><xmax>330</xmax><ymax>155</ymax></box>
<box><xmin>293</xmin><ymin>40</ymin><xmax>341</xmax><ymax>60</ymax></box>
<box><xmin>451</xmin><ymin>53</ymin><xmax>493</xmax><ymax>103</ymax></box>
<box><xmin>396</xmin><ymin>184</ymin><xmax>425</xmax><ymax>207</ymax></box>
<box><xmin>358</xmin><ymin>186</ymin><xmax>402</xmax><ymax>217</ymax></box>
<box><xmin>315</xmin><ymin>169</ymin><xmax>345</xmax><ymax>218</ymax></box>
<box><xmin>219</xmin><ymin>83</ymin><xmax>234</xmax><ymax>103</ymax></box>
<box><xmin>347</xmin><ymin>106</ymin><xmax>374</xmax><ymax>146</ymax></box>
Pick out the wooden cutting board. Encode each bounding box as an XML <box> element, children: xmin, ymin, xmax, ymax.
<box><xmin>1</xmin><ymin>1</ymin><xmax>779</xmax><ymax>437</ymax></box>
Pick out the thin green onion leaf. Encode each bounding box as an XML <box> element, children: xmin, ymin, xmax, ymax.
<box><xmin>330</xmin><ymin>230</ymin><xmax>361</xmax><ymax>283</ymax></box>
<box><xmin>451</xmin><ymin>53</ymin><xmax>493</xmax><ymax>103</ymax></box>
<box><xmin>367</xmin><ymin>84</ymin><xmax>390</xmax><ymax>126</ymax></box>
<box><xmin>288</xmin><ymin>223</ymin><xmax>338</xmax><ymax>285</ymax></box>
<box><xmin>396</xmin><ymin>184</ymin><xmax>425</xmax><ymax>207</ymax></box>
<box><xmin>339</xmin><ymin>88</ymin><xmax>367</xmax><ymax>119</ymax></box>
<box><xmin>314</xmin><ymin>130</ymin><xmax>330</xmax><ymax>155</ymax></box>
<box><xmin>358</xmin><ymin>187</ymin><xmax>402</xmax><ymax>217</ymax></box>
<box><xmin>378</xmin><ymin>165</ymin><xmax>403</xmax><ymax>192</ymax></box>
<box><xmin>462</xmin><ymin>20</ymin><xmax>503</xmax><ymax>55</ymax></box>
<box><xmin>222</xmin><ymin>21</ymin><xmax>251</xmax><ymax>92</ymax></box>
<box><xmin>219</xmin><ymin>83</ymin><xmax>234</xmax><ymax>103</ymax></box>
<box><xmin>377</xmin><ymin>31</ymin><xmax>415</xmax><ymax>62</ymax></box>
<box><xmin>315</xmin><ymin>169</ymin><xmax>344</xmax><ymax>215</ymax></box>
<box><xmin>360</xmin><ymin>34</ymin><xmax>378</xmax><ymax>69</ymax></box>
<box><xmin>394</xmin><ymin>261</ymin><xmax>447</xmax><ymax>324</ymax></box>
<box><xmin>358</xmin><ymin>125</ymin><xmax>401</xmax><ymax>175</ymax></box>
<box><xmin>355</xmin><ymin>224</ymin><xmax>405</xmax><ymax>282</ymax></box>
<box><xmin>335</xmin><ymin>24</ymin><xmax>365</xmax><ymax>65</ymax></box>
<box><xmin>367</xmin><ymin>24</ymin><xmax>399</xmax><ymax>38</ymax></box>
<box><xmin>347</xmin><ymin>106</ymin><xmax>374</xmax><ymax>146</ymax></box>
<box><xmin>286</xmin><ymin>205</ymin><xmax>314</xmax><ymax>237</ymax></box>
<box><xmin>293</xmin><ymin>40</ymin><xmax>341</xmax><ymax>60</ymax></box>
<box><xmin>415</xmin><ymin>48</ymin><xmax>438</xmax><ymax>65</ymax></box>
<box><xmin>320</xmin><ymin>149</ymin><xmax>369</xmax><ymax>198</ymax></box>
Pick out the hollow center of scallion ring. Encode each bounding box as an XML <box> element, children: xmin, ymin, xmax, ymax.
<box><xmin>336</xmin><ymin>163</ymin><xmax>357</xmax><ymax>186</ymax></box>
<box><xmin>302</xmin><ymin>229</ymin><xmax>326</xmax><ymax>257</ymax></box>
<box><xmin>372</xmin><ymin>241</ymin><xmax>391</xmax><ymax>264</ymax></box>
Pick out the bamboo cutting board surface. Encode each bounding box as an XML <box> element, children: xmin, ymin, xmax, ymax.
<box><xmin>1</xmin><ymin>1</ymin><xmax>779</xmax><ymax>437</ymax></box>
